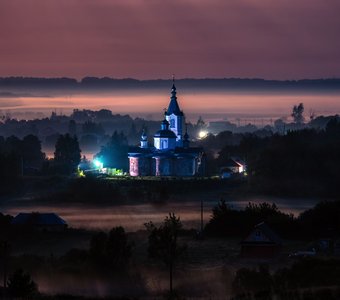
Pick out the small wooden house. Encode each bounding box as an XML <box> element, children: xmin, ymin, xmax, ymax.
<box><xmin>220</xmin><ymin>158</ymin><xmax>246</xmax><ymax>178</ymax></box>
<box><xmin>241</xmin><ymin>222</ymin><xmax>282</xmax><ymax>258</ymax></box>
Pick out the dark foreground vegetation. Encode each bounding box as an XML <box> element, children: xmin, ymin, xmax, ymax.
<box><xmin>203</xmin><ymin>117</ymin><xmax>340</xmax><ymax>197</ymax></box>
<box><xmin>232</xmin><ymin>259</ymin><xmax>340</xmax><ymax>300</ymax></box>
<box><xmin>29</xmin><ymin>176</ymin><xmax>235</xmax><ymax>205</ymax></box>
<box><xmin>1</xmin><ymin>197</ymin><xmax>340</xmax><ymax>299</ymax></box>
<box><xmin>205</xmin><ymin>199</ymin><xmax>340</xmax><ymax>240</ymax></box>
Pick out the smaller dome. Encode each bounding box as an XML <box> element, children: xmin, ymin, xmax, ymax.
<box><xmin>154</xmin><ymin>129</ymin><xmax>177</xmax><ymax>138</ymax></box>
<box><xmin>161</xmin><ymin>119</ymin><xmax>170</xmax><ymax>130</ymax></box>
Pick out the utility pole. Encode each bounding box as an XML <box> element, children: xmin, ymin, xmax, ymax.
<box><xmin>1</xmin><ymin>241</ymin><xmax>9</xmax><ymax>291</ymax></box>
<box><xmin>200</xmin><ymin>199</ymin><xmax>204</xmax><ymax>233</ymax></box>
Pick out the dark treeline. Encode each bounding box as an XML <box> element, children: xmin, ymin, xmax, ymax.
<box><xmin>205</xmin><ymin>199</ymin><xmax>340</xmax><ymax>240</ymax></box>
<box><xmin>202</xmin><ymin>117</ymin><xmax>340</xmax><ymax>197</ymax></box>
<box><xmin>27</xmin><ymin>176</ymin><xmax>229</xmax><ymax>206</ymax></box>
<box><xmin>1</xmin><ymin>106</ymin><xmax>340</xmax><ymax>199</ymax></box>
<box><xmin>0</xmin><ymin>109</ymin><xmax>189</xmax><ymax>154</ymax></box>
<box><xmin>232</xmin><ymin>259</ymin><xmax>340</xmax><ymax>300</ymax></box>
<box><xmin>0</xmin><ymin>109</ymin><xmax>161</xmax><ymax>148</ymax></box>
<box><xmin>2</xmin><ymin>202</ymin><xmax>340</xmax><ymax>299</ymax></box>
<box><xmin>1</xmin><ymin>76</ymin><xmax>340</xmax><ymax>91</ymax></box>
<box><xmin>0</xmin><ymin>135</ymin><xmax>45</xmax><ymax>194</ymax></box>
<box><xmin>0</xmin><ymin>105</ymin><xmax>338</xmax><ymax>160</ymax></box>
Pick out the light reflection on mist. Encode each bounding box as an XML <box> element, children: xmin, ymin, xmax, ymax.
<box><xmin>1</xmin><ymin>197</ymin><xmax>320</xmax><ymax>231</ymax></box>
<box><xmin>36</xmin><ymin>272</ymin><xmax>147</xmax><ymax>297</ymax></box>
<box><xmin>35</xmin><ymin>264</ymin><xmax>233</xmax><ymax>298</ymax></box>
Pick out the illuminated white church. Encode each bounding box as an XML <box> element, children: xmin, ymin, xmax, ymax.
<box><xmin>128</xmin><ymin>82</ymin><xmax>205</xmax><ymax>177</ymax></box>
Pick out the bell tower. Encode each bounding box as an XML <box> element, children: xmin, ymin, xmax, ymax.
<box><xmin>165</xmin><ymin>76</ymin><xmax>184</xmax><ymax>147</ymax></box>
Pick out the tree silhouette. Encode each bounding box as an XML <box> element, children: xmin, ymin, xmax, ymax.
<box><xmin>89</xmin><ymin>226</ymin><xmax>131</xmax><ymax>268</ymax></box>
<box><xmin>54</xmin><ymin>133</ymin><xmax>81</xmax><ymax>174</ymax></box>
<box><xmin>145</xmin><ymin>213</ymin><xmax>186</xmax><ymax>296</ymax></box>
<box><xmin>291</xmin><ymin>103</ymin><xmax>305</xmax><ymax>124</ymax></box>
<box><xmin>22</xmin><ymin>135</ymin><xmax>45</xmax><ymax>168</ymax></box>
<box><xmin>106</xmin><ymin>226</ymin><xmax>132</xmax><ymax>267</ymax></box>
<box><xmin>0</xmin><ymin>240</ymin><xmax>10</xmax><ymax>291</ymax></box>
<box><xmin>95</xmin><ymin>131</ymin><xmax>128</xmax><ymax>170</ymax></box>
<box><xmin>89</xmin><ymin>231</ymin><xmax>107</xmax><ymax>264</ymax></box>
<box><xmin>7</xmin><ymin>269</ymin><xmax>38</xmax><ymax>299</ymax></box>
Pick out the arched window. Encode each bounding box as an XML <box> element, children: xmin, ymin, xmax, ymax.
<box><xmin>162</xmin><ymin>139</ymin><xmax>168</xmax><ymax>149</ymax></box>
<box><xmin>170</xmin><ymin>118</ymin><xmax>175</xmax><ymax>128</ymax></box>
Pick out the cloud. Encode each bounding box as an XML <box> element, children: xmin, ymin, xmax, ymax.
<box><xmin>0</xmin><ymin>98</ymin><xmax>24</xmax><ymax>107</ymax></box>
<box><xmin>0</xmin><ymin>0</ymin><xmax>340</xmax><ymax>79</ymax></box>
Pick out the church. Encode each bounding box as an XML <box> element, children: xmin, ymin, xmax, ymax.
<box><xmin>128</xmin><ymin>82</ymin><xmax>206</xmax><ymax>177</ymax></box>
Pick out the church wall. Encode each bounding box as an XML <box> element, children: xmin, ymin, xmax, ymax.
<box><xmin>154</xmin><ymin>137</ymin><xmax>176</xmax><ymax>150</ymax></box>
<box><xmin>129</xmin><ymin>156</ymin><xmax>153</xmax><ymax>176</ymax></box>
<box><xmin>197</xmin><ymin>154</ymin><xmax>206</xmax><ymax>176</ymax></box>
<box><xmin>138</xmin><ymin>157</ymin><xmax>151</xmax><ymax>176</ymax></box>
<box><xmin>154</xmin><ymin>138</ymin><xmax>161</xmax><ymax>149</ymax></box>
<box><xmin>162</xmin><ymin>158</ymin><xmax>174</xmax><ymax>176</ymax></box>
<box><xmin>166</xmin><ymin>113</ymin><xmax>184</xmax><ymax>143</ymax></box>
<box><xmin>129</xmin><ymin>153</ymin><xmax>205</xmax><ymax>177</ymax></box>
<box><xmin>153</xmin><ymin>157</ymin><xmax>174</xmax><ymax>176</ymax></box>
<box><xmin>129</xmin><ymin>157</ymin><xmax>139</xmax><ymax>176</ymax></box>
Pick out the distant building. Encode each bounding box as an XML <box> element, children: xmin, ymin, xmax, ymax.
<box><xmin>128</xmin><ymin>81</ymin><xmax>205</xmax><ymax>177</ymax></box>
<box><xmin>240</xmin><ymin>222</ymin><xmax>282</xmax><ymax>258</ymax></box>
<box><xmin>11</xmin><ymin>213</ymin><xmax>68</xmax><ymax>232</ymax></box>
<box><xmin>208</xmin><ymin>121</ymin><xmax>237</xmax><ymax>134</ymax></box>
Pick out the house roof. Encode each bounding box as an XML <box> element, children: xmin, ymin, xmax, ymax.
<box><xmin>223</xmin><ymin>158</ymin><xmax>243</xmax><ymax>168</ymax></box>
<box><xmin>220</xmin><ymin>167</ymin><xmax>233</xmax><ymax>173</ymax></box>
<box><xmin>128</xmin><ymin>146</ymin><xmax>154</xmax><ymax>155</ymax></box>
<box><xmin>11</xmin><ymin>213</ymin><xmax>67</xmax><ymax>226</ymax></box>
<box><xmin>241</xmin><ymin>222</ymin><xmax>282</xmax><ymax>245</ymax></box>
<box><xmin>154</xmin><ymin>129</ymin><xmax>177</xmax><ymax>138</ymax></box>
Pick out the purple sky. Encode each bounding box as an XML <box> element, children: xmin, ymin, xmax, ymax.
<box><xmin>1</xmin><ymin>0</ymin><xmax>340</xmax><ymax>79</ymax></box>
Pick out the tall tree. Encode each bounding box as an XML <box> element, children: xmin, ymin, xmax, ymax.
<box><xmin>89</xmin><ymin>227</ymin><xmax>131</xmax><ymax>268</ymax></box>
<box><xmin>54</xmin><ymin>134</ymin><xmax>81</xmax><ymax>174</ymax></box>
<box><xmin>22</xmin><ymin>135</ymin><xmax>45</xmax><ymax>168</ymax></box>
<box><xmin>145</xmin><ymin>213</ymin><xmax>186</xmax><ymax>296</ymax></box>
<box><xmin>7</xmin><ymin>269</ymin><xmax>38</xmax><ymax>299</ymax></box>
<box><xmin>95</xmin><ymin>131</ymin><xmax>128</xmax><ymax>170</ymax></box>
<box><xmin>291</xmin><ymin>103</ymin><xmax>305</xmax><ymax>124</ymax></box>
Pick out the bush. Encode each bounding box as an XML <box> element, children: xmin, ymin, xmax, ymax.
<box><xmin>7</xmin><ymin>269</ymin><xmax>39</xmax><ymax>299</ymax></box>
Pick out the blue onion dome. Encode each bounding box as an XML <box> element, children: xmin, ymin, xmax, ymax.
<box><xmin>161</xmin><ymin>119</ymin><xmax>170</xmax><ymax>130</ymax></box>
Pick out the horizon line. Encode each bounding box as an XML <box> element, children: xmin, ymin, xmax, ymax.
<box><xmin>1</xmin><ymin>76</ymin><xmax>340</xmax><ymax>82</ymax></box>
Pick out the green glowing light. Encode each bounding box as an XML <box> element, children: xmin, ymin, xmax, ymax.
<box><xmin>93</xmin><ymin>159</ymin><xmax>103</xmax><ymax>169</ymax></box>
